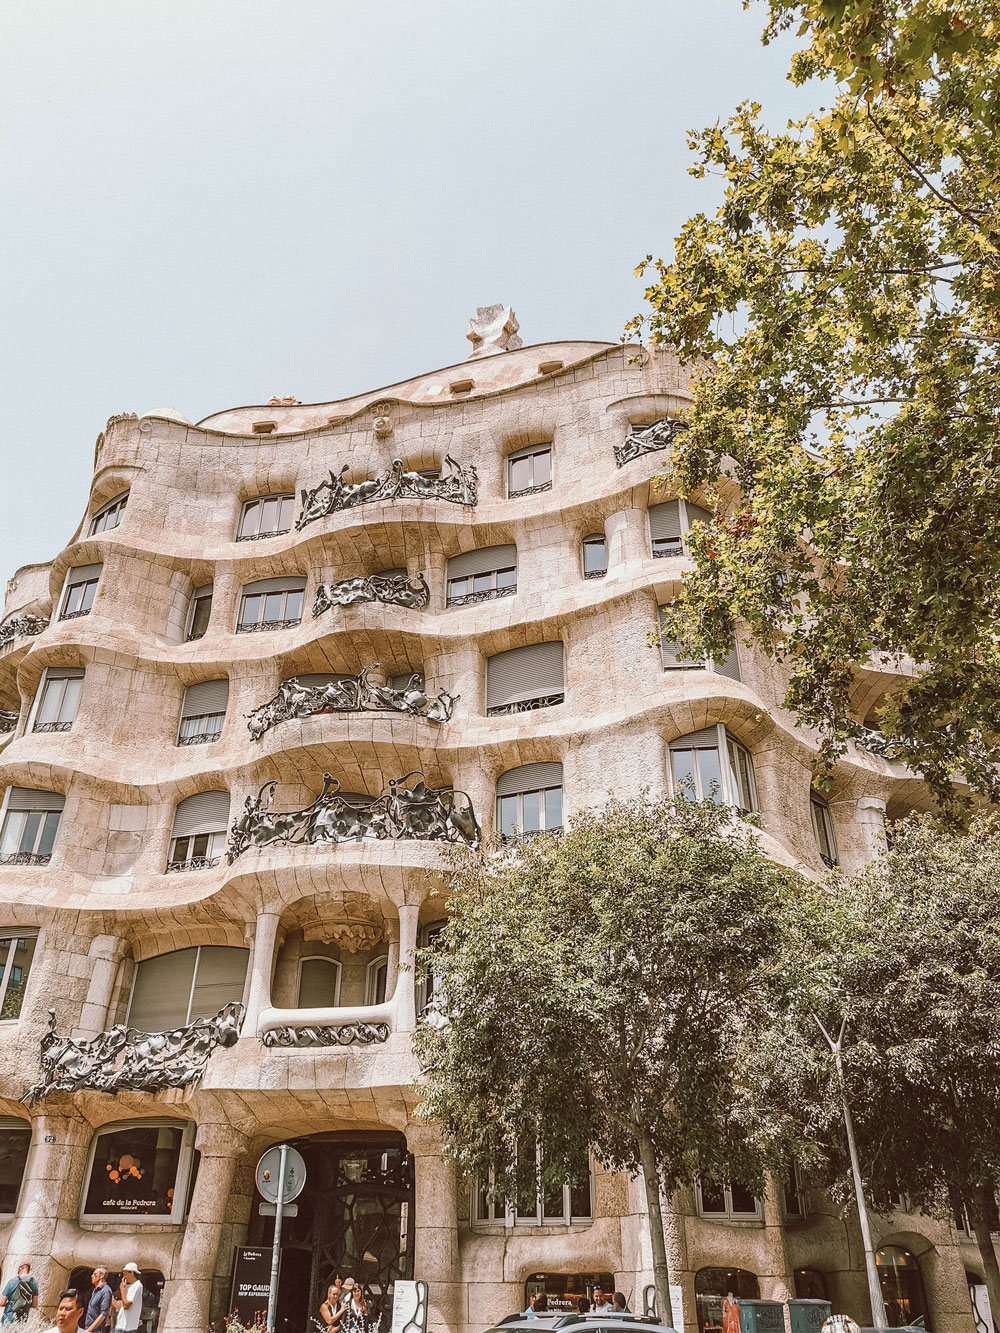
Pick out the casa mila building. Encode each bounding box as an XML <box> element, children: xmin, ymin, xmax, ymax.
<box><xmin>0</xmin><ymin>308</ymin><xmax>986</xmax><ymax>1333</ymax></box>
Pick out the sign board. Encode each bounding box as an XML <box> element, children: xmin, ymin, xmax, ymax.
<box><xmin>391</xmin><ymin>1280</ymin><xmax>428</xmax><ymax>1333</ymax></box>
<box><xmin>256</xmin><ymin>1146</ymin><xmax>307</xmax><ymax>1204</ymax></box>
<box><xmin>230</xmin><ymin>1246</ymin><xmax>275</xmax><ymax>1326</ymax></box>
<box><xmin>259</xmin><ymin>1201</ymin><xmax>298</xmax><ymax>1216</ymax></box>
<box><xmin>643</xmin><ymin>1283</ymin><xmax>685</xmax><ymax>1330</ymax></box>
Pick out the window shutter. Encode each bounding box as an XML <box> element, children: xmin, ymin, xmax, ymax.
<box><xmin>486</xmin><ymin>641</ymin><xmax>565</xmax><ymax>710</ymax></box>
<box><xmin>669</xmin><ymin>726</ymin><xmax>722</xmax><ymax>750</ymax></box>
<box><xmin>128</xmin><ymin>949</ymin><xmax>197</xmax><ymax>1031</ymax></box>
<box><xmin>447</xmin><ymin>544</ymin><xmax>517</xmax><ymax>580</ymax></box>
<box><xmin>656</xmin><ymin>606</ymin><xmax>706</xmax><ymax>670</ymax></box>
<box><xmin>648</xmin><ymin>501</ymin><xmax>682</xmax><ymax>542</ymax></box>
<box><xmin>713</xmin><ymin>643</ymin><xmax>742</xmax><ymax>682</ymax></box>
<box><xmin>66</xmin><ymin>563</ymin><xmax>103</xmax><ymax>586</ymax></box>
<box><xmin>685</xmin><ymin>502</ymin><xmax>713</xmax><ymax>527</ymax></box>
<box><xmin>298</xmin><ymin>957</ymin><xmax>340</xmax><ymax>1008</ymax></box>
<box><xmin>44</xmin><ymin>667</ymin><xmax>85</xmax><ymax>682</ymax></box>
<box><xmin>181</xmin><ymin>679</ymin><xmax>229</xmax><ymax>717</ymax></box>
<box><xmin>507</xmin><ymin>443</ymin><xmax>551</xmax><ymax>461</ymax></box>
<box><xmin>496</xmin><ymin>762</ymin><xmax>563</xmax><ymax>797</ymax></box>
<box><xmin>189</xmin><ymin>946</ymin><xmax>249</xmax><ymax>1020</ymax></box>
<box><xmin>171</xmin><ymin>790</ymin><xmax>230</xmax><ymax>837</ymax></box>
<box><xmin>242</xmin><ymin>576</ymin><xmax>305</xmax><ymax>595</ymax></box>
<box><xmin>5</xmin><ymin>787</ymin><xmax>64</xmax><ymax>812</ymax></box>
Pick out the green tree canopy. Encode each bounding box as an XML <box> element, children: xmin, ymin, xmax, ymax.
<box><xmin>633</xmin><ymin>1</ymin><xmax>1000</xmax><ymax>807</ymax></box>
<box><xmin>414</xmin><ymin>797</ymin><xmax>798</xmax><ymax>1321</ymax></box>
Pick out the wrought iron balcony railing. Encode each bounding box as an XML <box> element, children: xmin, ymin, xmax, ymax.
<box><xmin>236</xmin><ymin>617</ymin><xmax>302</xmax><ymax>634</ymax></box>
<box><xmin>165</xmin><ymin>855</ymin><xmax>222</xmax><ymax>873</ymax></box>
<box><xmin>0</xmin><ymin>852</ymin><xmax>51</xmax><ymax>866</ymax></box>
<box><xmin>508</xmin><ymin>481</ymin><xmax>553</xmax><ymax>500</ymax></box>
<box><xmin>33</xmin><ymin>722</ymin><xmax>72</xmax><ymax>734</ymax></box>
<box><xmin>487</xmin><ymin>693</ymin><xmax>565</xmax><ymax>717</ymax></box>
<box><xmin>446</xmin><ymin>585</ymin><xmax>516</xmax><ymax>607</ymax></box>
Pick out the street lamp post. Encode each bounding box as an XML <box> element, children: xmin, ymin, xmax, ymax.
<box><xmin>815</xmin><ymin>1015</ymin><xmax>888</xmax><ymax>1331</ymax></box>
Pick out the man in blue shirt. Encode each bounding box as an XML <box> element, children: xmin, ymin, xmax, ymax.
<box><xmin>0</xmin><ymin>1263</ymin><xmax>38</xmax><ymax>1323</ymax></box>
<box><xmin>84</xmin><ymin>1269</ymin><xmax>113</xmax><ymax>1333</ymax></box>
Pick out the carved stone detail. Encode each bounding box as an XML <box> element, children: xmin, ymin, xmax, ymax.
<box><xmin>227</xmin><ymin>772</ymin><xmax>480</xmax><ymax>862</ymax></box>
<box><xmin>261</xmin><ymin>1022</ymin><xmax>390</xmax><ymax>1048</ymax></box>
<box><xmin>0</xmin><ymin>613</ymin><xmax>48</xmax><ymax>651</ymax></box>
<box><xmin>246</xmin><ymin>664</ymin><xmax>458</xmax><ymax>740</ymax></box>
<box><xmin>313</xmin><ymin>572</ymin><xmax>429</xmax><ymax>616</ymax></box>
<box><xmin>466</xmin><ymin>304</ymin><xmax>522</xmax><ymax>358</ymax></box>
<box><xmin>614</xmin><ymin>416</ymin><xmax>689</xmax><ymax>467</ymax></box>
<box><xmin>0</xmin><ymin>711</ymin><xmax>18</xmax><ymax>734</ymax></box>
<box><xmin>23</xmin><ymin>1002</ymin><xmax>244</xmax><ymax>1101</ymax></box>
<box><xmin>296</xmin><ymin>455</ymin><xmax>477</xmax><ymax>529</ymax></box>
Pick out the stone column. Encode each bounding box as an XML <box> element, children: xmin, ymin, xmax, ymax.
<box><xmin>74</xmin><ymin>935</ymin><xmax>128</xmax><ymax>1038</ymax></box>
<box><xmin>606</xmin><ymin>507</ymin><xmax>648</xmax><ymax>570</ymax></box>
<box><xmin>394</xmin><ymin>904</ymin><xmax>420</xmax><ymax>1032</ymax></box>
<box><xmin>158</xmin><ymin>1123</ymin><xmax>250</xmax><ymax>1333</ymax></box>
<box><xmin>856</xmin><ymin>796</ymin><xmax>888</xmax><ymax>860</ymax></box>
<box><xmin>408</xmin><ymin>1124</ymin><xmax>462</xmax><ymax>1333</ymax></box>
<box><xmin>244</xmin><ymin>911</ymin><xmax>281</xmax><ymax>1036</ymax></box>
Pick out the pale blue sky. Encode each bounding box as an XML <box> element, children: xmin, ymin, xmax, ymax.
<box><xmin>0</xmin><ymin>0</ymin><xmax>815</xmax><ymax>581</ymax></box>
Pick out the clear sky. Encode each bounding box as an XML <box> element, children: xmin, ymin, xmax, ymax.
<box><xmin>0</xmin><ymin>0</ymin><xmax>816</xmax><ymax>582</ymax></box>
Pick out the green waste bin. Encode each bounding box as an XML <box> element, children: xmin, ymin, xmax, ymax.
<box><xmin>737</xmin><ymin>1300</ymin><xmax>786</xmax><ymax>1333</ymax></box>
<box><xmin>788</xmin><ymin>1299</ymin><xmax>832</xmax><ymax>1333</ymax></box>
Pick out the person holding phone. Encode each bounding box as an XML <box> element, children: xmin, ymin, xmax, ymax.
<box><xmin>111</xmin><ymin>1266</ymin><xmax>142</xmax><ymax>1333</ymax></box>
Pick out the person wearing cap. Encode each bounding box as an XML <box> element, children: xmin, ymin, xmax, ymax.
<box><xmin>112</xmin><ymin>1267</ymin><xmax>142</xmax><ymax>1333</ymax></box>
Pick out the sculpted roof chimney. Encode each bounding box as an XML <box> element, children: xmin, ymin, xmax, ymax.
<box><xmin>466</xmin><ymin>304</ymin><xmax>522</xmax><ymax>359</ymax></box>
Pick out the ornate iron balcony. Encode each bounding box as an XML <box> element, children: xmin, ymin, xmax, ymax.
<box><xmin>0</xmin><ymin>613</ymin><xmax>48</xmax><ymax>652</ymax></box>
<box><xmin>262</xmin><ymin>1021</ymin><xmax>390</xmax><ymax>1048</ymax></box>
<box><xmin>820</xmin><ymin>853</ymin><xmax>837</xmax><ymax>869</ymax></box>
<box><xmin>59</xmin><ymin>608</ymin><xmax>91</xmax><ymax>621</ymax></box>
<box><xmin>297</xmin><ymin>454</ymin><xmax>478</xmax><ymax>529</ymax></box>
<box><xmin>583</xmin><ymin>569</ymin><xmax>606</xmax><ymax>580</ymax></box>
<box><xmin>33</xmin><ymin>722</ymin><xmax>71</xmax><ymax>733</ymax></box>
<box><xmin>236</xmin><ymin>617</ymin><xmax>302</xmax><ymax>634</ymax></box>
<box><xmin>615</xmin><ymin>416</ymin><xmax>689</xmax><ymax>467</ymax></box>
<box><xmin>0</xmin><ymin>852</ymin><xmax>51</xmax><ymax>866</ymax></box>
<box><xmin>186</xmin><ymin>629</ymin><xmax>207</xmax><ymax>642</ymax></box>
<box><xmin>0</xmin><ymin>711</ymin><xmax>18</xmax><ymax>734</ymax></box>
<box><xmin>236</xmin><ymin>527</ymin><xmax>291</xmax><ymax>542</ymax></box>
<box><xmin>500</xmin><ymin>826</ymin><xmax>564</xmax><ymax>846</ymax></box>
<box><xmin>487</xmin><ymin>693</ymin><xmax>565</xmax><ymax>716</ymax></box>
<box><xmin>165</xmin><ymin>855</ymin><xmax>222</xmax><ymax>873</ymax></box>
<box><xmin>247</xmin><ymin>664</ymin><xmax>457</xmax><ymax>739</ymax></box>
<box><xmin>857</xmin><ymin>729</ymin><xmax>904</xmax><ymax>761</ymax></box>
<box><xmin>314</xmin><ymin>572</ymin><xmax>429</xmax><ymax>615</ymax></box>
<box><xmin>446</xmin><ymin>585</ymin><xmax>516</xmax><ymax>607</ymax></box>
<box><xmin>652</xmin><ymin>547</ymin><xmax>685</xmax><ymax>559</ymax></box>
<box><xmin>508</xmin><ymin>481</ymin><xmax>552</xmax><ymax>499</ymax></box>
<box><xmin>177</xmin><ymin>730</ymin><xmax>222</xmax><ymax>746</ymax></box>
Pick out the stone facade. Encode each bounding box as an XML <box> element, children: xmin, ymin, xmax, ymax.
<box><xmin>0</xmin><ymin>330</ymin><xmax>982</xmax><ymax>1333</ymax></box>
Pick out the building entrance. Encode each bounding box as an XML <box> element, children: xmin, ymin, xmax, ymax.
<box><xmin>248</xmin><ymin>1131</ymin><xmax>414</xmax><ymax>1333</ymax></box>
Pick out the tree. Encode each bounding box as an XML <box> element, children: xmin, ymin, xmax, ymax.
<box><xmin>754</xmin><ymin>816</ymin><xmax>1000</xmax><ymax>1326</ymax></box>
<box><xmin>632</xmin><ymin>1</ymin><xmax>1000</xmax><ymax>807</ymax></box>
<box><xmin>413</xmin><ymin>796</ymin><xmax>797</xmax><ymax>1321</ymax></box>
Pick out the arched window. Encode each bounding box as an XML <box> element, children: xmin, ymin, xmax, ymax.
<box><xmin>237</xmin><ymin>494</ymin><xmax>295</xmax><ymax>541</ymax></box>
<box><xmin>695</xmin><ymin>1269</ymin><xmax>760</xmax><ymax>1333</ymax></box>
<box><xmin>810</xmin><ymin>795</ymin><xmax>838</xmax><ymax>867</ymax></box>
<box><xmin>89</xmin><ymin>491</ymin><xmax>129</xmax><ymax>536</ymax></box>
<box><xmin>59</xmin><ymin>564</ymin><xmax>103</xmax><ymax>620</ymax></box>
<box><xmin>167</xmin><ymin>791</ymin><xmax>229</xmax><ymax>872</ymax></box>
<box><xmin>366</xmin><ymin>956</ymin><xmax>389</xmax><ymax>1005</ymax></box>
<box><xmin>128</xmin><ymin>946</ymin><xmax>249</xmax><ymax>1031</ymax></box>
<box><xmin>507</xmin><ymin>443</ymin><xmax>552</xmax><ymax>498</ymax></box>
<box><xmin>237</xmin><ymin>578</ymin><xmax>305</xmax><ymax>633</ymax></box>
<box><xmin>582</xmin><ymin>534</ymin><xmax>607</xmax><ymax>579</ymax></box>
<box><xmin>446</xmin><ymin>545</ymin><xmax>517</xmax><ymax>606</ymax></box>
<box><xmin>32</xmin><ymin>667</ymin><xmax>84</xmax><ymax>733</ymax></box>
<box><xmin>177</xmin><ymin>680</ymin><xmax>229</xmax><ymax>746</ymax></box>
<box><xmin>496</xmin><ymin>763</ymin><xmax>563</xmax><ymax>840</ymax></box>
<box><xmin>876</xmin><ymin>1246</ymin><xmax>928</xmax><ymax>1329</ymax></box>
<box><xmin>81</xmin><ymin>1120</ymin><xmax>196</xmax><ymax>1223</ymax></box>
<box><xmin>668</xmin><ymin>726</ymin><xmax>758</xmax><ymax>813</ymax></box>
<box><xmin>486</xmin><ymin>641</ymin><xmax>565</xmax><ymax>716</ymax></box>
<box><xmin>0</xmin><ymin>932</ymin><xmax>38</xmax><ymax>1020</ymax></box>
<box><xmin>656</xmin><ymin>604</ymin><xmax>741</xmax><ymax>680</ymax></box>
<box><xmin>648</xmin><ymin>498</ymin><xmax>713</xmax><ymax>559</ymax></box>
<box><xmin>297</xmin><ymin>957</ymin><xmax>341</xmax><ymax>1008</ymax></box>
<box><xmin>186</xmin><ymin>584</ymin><xmax>213</xmax><ymax>642</ymax></box>
<box><xmin>0</xmin><ymin>788</ymin><xmax>63</xmax><ymax>865</ymax></box>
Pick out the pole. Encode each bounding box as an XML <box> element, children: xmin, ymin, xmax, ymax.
<box><xmin>816</xmin><ymin>1016</ymin><xmax>887</xmax><ymax>1330</ymax></box>
<box><xmin>266</xmin><ymin>1143</ymin><xmax>288</xmax><ymax>1333</ymax></box>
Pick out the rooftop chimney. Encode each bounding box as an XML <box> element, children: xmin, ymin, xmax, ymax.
<box><xmin>466</xmin><ymin>304</ymin><xmax>522</xmax><ymax>359</ymax></box>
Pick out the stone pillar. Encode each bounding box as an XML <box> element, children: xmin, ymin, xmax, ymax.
<box><xmin>409</xmin><ymin>1124</ymin><xmax>462</xmax><ymax>1333</ymax></box>
<box><xmin>245</xmin><ymin>911</ymin><xmax>281</xmax><ymax>1036</ymax></box>
<box><xmin>74</xmin><ymin>935</ymin><xmax>127</xmax><ymax>1038</ymax></box>
<box><xmin>158</xmin><ymin>1123</ymin><xmax>249</xmax><ymax>1333</ymax></box>
<box><xmin>856</xmin><ymin>797</ymin><xmax>888</xmax><ymax>860</ymax></box>
<box><xmin>606</xmin><ymin>507</ymin><xmax>648</xmax><ymax>570</ymax></box>
<box><xmin>2</xmin><ymin>1112</ymin><xmax>90</xmax><ymax>1312</ymax></box>
<box><xmin>759</xmin><ymin>1177</ymin><xmax>793</xmax><ymax>1304</ymax></box>
<box><xmin>394</xmin><ymin>904</ymin><xmax>420</xmax><ymax>1032</ymax></box>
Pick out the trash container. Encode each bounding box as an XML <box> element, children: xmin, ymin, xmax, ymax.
<box><xmin>788</xmin><ymin>1299</ymin><xmax>832</xmax><ymax>1333</ymax></box>
<box><xmin>737</xmin><ymin>1300</ymin><xmax>786</xmax><ymax>1333</ymax></box>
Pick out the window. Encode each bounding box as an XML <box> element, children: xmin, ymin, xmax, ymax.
<box><xmin>668</xmin><ymin>726</ymin><xmax>758</xmax><ymax>813</ymax></box>
<box><xmin>507</xmin><ymin>444</ymin><xmax>552</xmax><ymax>498</ymax></box>
<box><xmin>0</xmin><ymin>935</ymin><xmax>37</xmax><ymax>1020</ymax></box>
<box><xmin>486</xmin><ymin>641</ymin><xmax>565</xmax><ymax>716</ymax></box>
<box><xmin>177</xmin><ymin>679</ymin><xmax>229</xmax><ymax>746</ymax></box>
<box><xmin>418</xmin><ymin>920</ymin><xmax>446</xmax><ymax>1012</ymax></box>
<box><xmin>186</xmin><ymin>584</ymin><xmax>213</xmax><ymax>641</ymax></box>
<box><xmin>582</xmin><ymin>534</ymin><xmax>607</xmax><ymax>579</ymax></box>
<box><xmin>366</xmin><ymin>956</ymin><xmax>389</xmax><ymax>1005</ymax></box>
<box><xmin>237</xmin><ymin>578</ymin><xmax>305</xmax><ymax>633</ymax></box>
<box><xmin>697</xmin><ymin>1180</ymin><xmax>763</xmax><ymax>1221</ymax></box>
<box><xmin>648</xmin><ymin>499</ymin><xmax>712</xmax><ymax>558</ymax></box>
<box><xmin>297</xmin><ymin>957</ymin><xmax>341</xmax><ymax>1008</ymax></box>
<box><xmin>128</xmin><ymin>946</ymin><xmax>249</xmax><ymax>1030</ymax></box>
<box><xmin>89</xmin><ymin>491</ymin><xmax>128</xmax><ymax>535</ymax></box>
<box><xmin>33</xmin><ymin>667</ymin><xmax>83</xmax><ymax>732</ymax></box>
<box><xmin>523</xmin><ymin>1275</ymin><xmax>614</xmax><ymax>1316</ymax></box>
<box><xmin>237</xmin><ymin>494</ymin><xmax>295</xmax><ymax>541</ymax></box>
<box><xmin>695</xmin><ymin>1268</ymin><xmax>760</xmax><ymax>1333</ymax></box>
<box><xmin>784</xmin><ymin>1162</ymin><xmax>805</xmax><ymax>1219</ymax></box>
<box><xmin>0</xmin><ymin>1122</ymin><xmax>30</xmax><ymax>1212</ymax></box>
<box><xmin>794</xmin><ymin>1271</ymin><xmax>828</xmax><ymax>1300</ymax></box>
<box><xmin>82</xmin><ymin>1121</ymin><xmax>195</xmax><ymax>1221</ymax></box>
<box><xmin>496</xmin><ymin>763</ymin><xmax>563</xmax><ymax>841</ymax></box>
<box><xmin>876</xmin><ymin>1247</ymin><xmax>928</xmax><ymax>1329</ymax></box>
<box><xmin>446</xmin><ymin>544</ymin><xmax>517</xmax><ymax>606</ymax></box>
<box><xmin>60</xmin><ymin>563</ymin><xmax>103</xmax><ymax>620</ymax></box>
<box><xmin>474</xmin><ymin>1142</ymin><xmax>592</xmax><ymax>1226</ymax></box>
<box><xmin>657</xmin><ymin>606</ymin><xmax>741</xmax><ymax>680</ymax></box>
<box><xmin>167</xmin><ymin>791</ymin><xmax>229</xmax><ymax>871</ymax></box>
<box><xmin>0</xmin><ymin>788</ymin><xmax>63</xmax><ymax>865</ymax></box>
<box><xmin>810</xmin><ymin>796</ymin><xmax>838</xmax><ymax>868</ymax></box>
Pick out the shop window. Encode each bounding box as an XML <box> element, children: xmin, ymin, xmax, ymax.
<box><xmin>128</xmin><ymin>945</ymin><xmax>248</xmax><ymax>1031</ymax></box>
<box><xmin>696</xmin><ymin>1180</ymin><xmax>763</xmax><ymax>1221</ymax></box>
<box><xmin>0</xmin><ymin>935</ymin><xmax>37</xmax><ymax>1021</ymax></box>
<box><xmin>524</xmin><ymin>1274</ymin><xmax>614</xmax><ymax>1316</ymax></box>
<box><xmin>446</xmin><ymin>545</ymin><xmax>517</xmax><ymax>606</ymax></box>
<box><xmin>166</xmin><ymin>791</ymin><xmax>229</xmax><ymax>872</ymax></box>
<box><xmin>657</xmin><ymin>605</ymin><xmax>741</xmax><ymax>681</ymax></box>
<box><xmin>32</xmin><ymin>668</ymin><xmax>84</xmax><ymax>733</ymax></box>
<box><xmin>695</xmin><ymin>1268</ymin><xmax>760</xmax><ymax>1333</ymax></box>
<box><xmin>794</xmin><ymin>1271</ymin><xmax>828</xmax><ymax>1300</ymax></box>
<box><xmin>82</xmin><ymin>1121</ymin><xmax>195</xmax><ymax>1222</ymax></box>
<box><xmin>507</xmin><ymin>444</ymin><xmax>552</xmax><ymax>498</ymax></box>
<box><xmin>877</xmin><ymin>1247</ymin><xmax>928</xmax><ymax>1329</ymax></box>
<box><xmin>59</xmin><ymin>564</ymin><xmax>103</xmax><ymax>620</ymax></box>
<box><xmin>668</xmin><ymin>726</ymin><xmax>758</xmax><ymax>814</ymax></box>
<box><xmin>237</xmin><ymin>578</ymin><xmax>305</xmax><ymax>633</ymax></box>
<box><xmin>297</xmin><ymin>957</ymin><xmax>341</xmax><ymax>1008</ymax></box>
<box><xmin>237</xmin><ymin>494</ymin><xmax>295</xmax><ymax>542</ymax></box>
<box><xmin>186</xmin><ymin>585</ymin><xmax>213</xmax><ymax>642</ymax></box>
<box><xmin>0</xmin><ymin>1121</ymin><xmax>31</xmax><ymax>1212</ymax></box>
<box><xmin>0</xmin><ymin>789</ymin><xmax>63</xmax><ymax>865</ymax></box>
<box><xmin>89</xmin><ymin>491</ymin><xmax>129</xmax><ymax>536</ymax></box>
<box><xmin>496</xmin><ymin>763</ymin><xmax>563</xmax><ymax>841</ymax></box>
<box><xmin>582</xmin><ymin>534</ymin><xmax>607</xmax><ymax>579</ymax></box>
<box><xmin>648</xmin><ymin>498</ymin><xmax>713</xmax><ymax>559</ymax></box>
<box><xmin>486</xmin><ymin>641</ymin><xmax>565</xmax><ymax>716</ymax></box>
<box><xmin>475</xmin><ymin>1143</ymin><xmax>592</xmax><ymax>1226</ymax></box>
<box><xmin>177</xmin><ymin>679</ymin><xmax>229</xmax><ymax>746</ymax></box>
<box><xmin>366</xmin><ymin>956</ymin><xmax>389</xmax><ymax>1005</ymax></box>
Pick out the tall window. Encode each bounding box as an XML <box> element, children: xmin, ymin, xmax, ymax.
<box><xmin>496</xmin><ymin>763</ymin><xmax>563</xmax><ymax>840</ymax></box>
<box><xmin>668</xmin><ymin>726</ymin><xmax>758</xmax><ymax>813</ymax></box>
<box><xmin>0</xmin><ymin>935</ymin><xmax>37</xmax><ymax>1020</ymax></box>
<box><xmin>784</xmin><ymin>1161</ymin><xmax>806</xmax><ymax>1220</ymax></box>
<box><xmin>186</xmin><ymin>584</ymin><xmax>213</xmax><ymax>641</ymax></box>
<box><xmin>0</xmin><ymin>789</ymin><xmax>63</xmax><ymax>865</ymax></box>
<box><xmin>297</xmin><ymin>957</ymin><xmax>341</xmax><ymax>1008</ymax></box>
<box><xmin>128</xmin><ymin>946</ymin><xmax>249</xmax><ymax>1030</ymax></box>
<box><xmin>810</xmin><ymin>796</ymin><xmax>838</xmax><ymax>868</ymax></box>
<box><xmin>582</xmin><ymin>534</ymin><xmax>607</xmax><ymax>579</ymax></box>
<box><xmin>876</xmin><ymin>1247</ymin><xmax>928</xmax><ymax>1329</ymax></box>
<box><xmin>89</xmin><ymin>491</ymin><xmax>129</xmax><ymax>535</ymax></box>
<box><xmin>486</xmin><ymin>641</ymin><xmax>565</xmax><ymax>716</ymax></box>
<box><xmin>33</xmin><ymin>668</ymin><xmax>84</xmax><ymax>732</ymax></box>
<box><xmin>167</xmin><ymin>791</ymin><xmax>229</xmax><ymax>872</ymax></box>
<box><xmin>657</xmin><ymin>606</ymin><xmax>741</xmax><ymax>681</ymax></box>
<box><xmin>696</xmin><ymin>1180</ymin><xmax>763</xmax><ymax>1221</ymax></box>
<box><xmin>474</xmin><ymin>1143</ymin><xmax>592</xmax><ymax>1226</ymax></box>
<box><xmin>237</xmin><ymin>494</ymin><xmax>295</xmax><ymax>541</ymax></box>
<box><xmin>366</xmin><ymin>956</ymin><xmax>389</xmax><ymax>1005</ymax></box>
<box><xmin>507</xmin><ymin>444</ymin><xmax>552</xmax><ymax>498</ymax></box>
<box><xmin>237</xmin><ymin>579</ymin><xmax>305</xmax><ymax>633</ymax></box>
<box><xmin>177</xmin><ymin>680</ymin><xmax>229</xmax><ymax>746</ymax></box>
<box><xmin>446</xmin><ymin>545</ymin><xmax>517</xmax><ymax>606</ymax></box>
<box><xmin>82</xmin><ymin>1121</ymin><xmax>195</xmax><ymax>1222</ymax></box>
<box><xmin>60</xmin><ymin>564</ymin><xmax>103</xmax><ymax>620</ymax></box>
<box><xmin>648</xmin><ymin>499</ymin><xmax>713</xmax><ymax>558</ymax></box>
<box><xmin>0</xmin><ymin>1122</ymin><xmax>31</xmax><ymax>1212</ymax></box>
<box><xmin>695</xmin><ymin>1269</ymin><xmax>760</xmax><ymax>1333</ymax></box>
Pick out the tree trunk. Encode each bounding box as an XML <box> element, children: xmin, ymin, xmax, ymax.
<box><xmin>970</xmin><ymin>1190</ymin><xmax>1000</xmax><ymax>1333</ymax></box>
<box><xmin>637</xmin><ymin>1129</ymin><xmax>673</xmax><ymax>1326</ymax></box>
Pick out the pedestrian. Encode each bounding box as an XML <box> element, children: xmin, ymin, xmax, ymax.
<box><xmin>338</xmin><ymin>1280</ymin><xmax>368</xmax><ymax>1333</ymax></box>
<box><xmin>45</xmin><ymin>1290</ymin><xmax>86</xmax><ymax>1333</ymax></box>
<box><xmin>523</xmin><ymin>1293</ymin><xmax>549</xmax><ymax>1318</ymax></box>
<box><xmin>591</xmin><ymin>1287</ymin><xmax>615</xmax><ymax>1316</ymax></box>
<box><xmin>0</xmin><ymin>1263</ymin><xmax>39</xmax><ymax>1323</ymax></box>
<box><xmin>576</xmin><ymin>1297</ymin><xmax>591</xmax><ymax>1315</ymax></box>
<box><xmin>320</xmin><ymin>1281</ymin><xmax>344</xmax><ymax>1331</ymax></box>
<box><xmin>613</xmin><ymin>1294</ymin><xmax>630</xmax><ymax>1315</ymax></box>
<box><xmin>83</xmin><ymin>1269</ymin><xmax>113</xmax><ymax>1333</ymax></box>
<box><xmin>111</xmin><ymin>1265</ymin><xmax>142</xmax><ymax>1333</ymax></box>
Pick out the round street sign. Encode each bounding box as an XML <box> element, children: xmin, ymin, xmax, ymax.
<box><xmin>256</xmin><ymin>1145</ymin><xmax>307</xmax><ymax>1204</ymax></box>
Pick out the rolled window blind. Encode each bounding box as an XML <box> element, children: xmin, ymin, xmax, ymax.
<box><xmin>713</xmin><ymin>643</ymin><xmax>742</xmax><ymax>682</ymax></box>
<box><xmin>390</xmin><ymin>672</ymin><xmax>423</xmax><ymax>690</ymax></box>
<box><xmin>648</xmin><ymin>502</ymin><xmax>682</xmax><ymax>541</ymax></box>
<box><xmin>171</xmin><ymin>790</ymin><xmax>230</xmax><ymax>837</ymax></box>
<box><xmin>298</xmin><ymin>957</ymin><xmax>340</xmax><ymax>1008</ymax></box>
<box><xmin>447</xmin><ymin>544</ymin><xmax>517</xmax><ymax>580</ymax></box>
<box><xmin>669</xmin><ymin>726</ymin><xmax>722</xmax><ymax>750</ymax></box>
<box><xmin>496</xmin><ymin>762</ymin><xmax>563</xmax><ymax>797</ymax></box>
<box><xmin>44</xmin><ymin>667</ymin><xmax>85</xmax><ymax>681</ymax></box>
<box><xmin>686</xmin><ymin>501</ymin><xmax>713</xmax><ymax>527</ymax></box>
<box><xmin>656</xmin><ymin>607</ymin><xmax>705</xmax><ymax>670</ymax></box>
<box><xmin>66</xmin><ymin>563</ymin><xmax>103</xmax><ymax>585</ymax></box>
<box><xmin>181</xmin><ymin>679</ymin><xmax>229</xmax><ymax>717</ymax></box>
<box><xmin>128</xmin><ymin>949</ymin><xmax>197</xmax><ymax>1031</ymax></box>
<box><xmin>507</xmin><ymin>443</ymin><xmax>551</xmax><ymax>461</ymax></box>
<box><xmin>189</xmin><ymin>946</ymin><xmax>249</xmax><ymax>1020</ymax></box>
<box><xmin>486</xmin><ymin>641</ymin><xmax>565</xmax><ymax>710</ymax></box>
<box><xmin>6</xmin><ymin>787</ymin><xmax>64</xmax><ymax>812</ymax></box>
<box><xmin>242</xmin><ymin>576</ymin><xmax>305</xmax><ymax>595</ymax></box>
